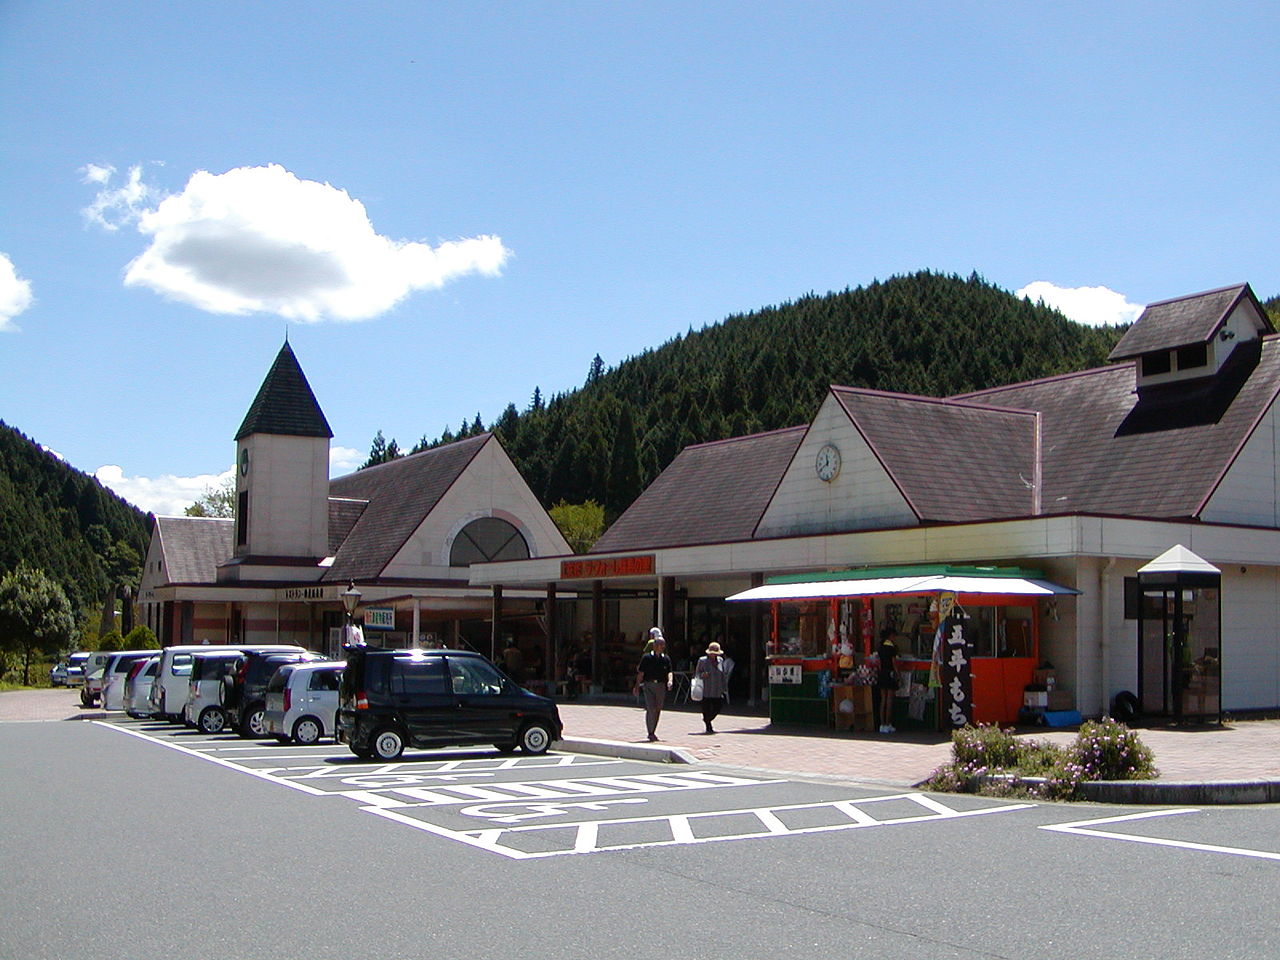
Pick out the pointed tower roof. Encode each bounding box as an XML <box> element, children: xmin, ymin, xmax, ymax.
<box><xmin>235</xmin><ymin>342</ymin><xmax>333</xmax><ymax>440</ymax></box>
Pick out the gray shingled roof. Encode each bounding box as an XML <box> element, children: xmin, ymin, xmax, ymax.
<box><xmin>1108</xmin><ymin>283</ymin><xmax>1264</xmax><ymax>360</ymax></box>
<box><xmin>591</xmin><ymin>427</ymin><xmax>806</xmax><ymax>552</ymax></box>
<box><xmin>322</xmin><ymin>434</ymin><xmax>489</xmax><ymax>580</ymax></box>
<box><xmin>235</xmin><ymin>342</ymin><xmax>333</xmax><ymax>441</ymax></box>
<box><xmin>961</xmin><ymin>336</ymin><xmax>1280</xmax><ymax>517</ymax></box>
<box><xmin>156</xmin><ymin>516</ymin><xmax>234</xmax><ymax>583</ymax></box>
<box><xmin>328</xmin><ymin>497</ymin><xmax>368</xmax><ymax>555</ymax></box>
<box><xmin>831</xmin><ymin>388</ymin><xmax>1038</xmax><ymax>521</ymax></box>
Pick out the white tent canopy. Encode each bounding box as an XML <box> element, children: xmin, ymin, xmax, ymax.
<box><xmin>726</xmin><ymin>574</ymin><xmax>1078</xmax><ymax>603</ymax></box>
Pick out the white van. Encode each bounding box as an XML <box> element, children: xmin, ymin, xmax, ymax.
<box><xmin>82</xmin><ymin>650</ymin><xmax>153</xmax><ymax>708</ymax></box>
<box><xmin>149</xmin><ymin>644</ymin><xmax>306</xmax><ymax>723</ymax></box>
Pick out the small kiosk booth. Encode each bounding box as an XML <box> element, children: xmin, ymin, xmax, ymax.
<box><xmin>727</xmin><ymin>565</ymin><xmax>1079</xmax><ymax>732</ymax></box>
<box><xmin>1134</xmin><ymin>545</ymin><xmax>1222</xmax><ymax>722</ymax></box>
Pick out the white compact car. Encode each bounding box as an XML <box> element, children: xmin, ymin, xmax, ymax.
<box><xmin>264</xmin><ymin>660</ymin><xmax>344</xmax><ymax>745</ymax></box>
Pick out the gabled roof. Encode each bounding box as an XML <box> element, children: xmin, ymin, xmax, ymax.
<box><xmin>830</xmin><ymin>388</ymin><xmax>1038</xmax><ymax>522</ymax></box>
<box><xmin>1108</xmin><ymin>283</ymin><xmax>1270</xmax><ymax>360</ymax></box>
<box><xmin>154</xmin><ymin>515</ymin><xmax>234</xmax><ymax>583</ymax></box>
<box><xmin>591</xmin><ymin>426</ymin><xmax>806</xmax><ymax>552</ymax></box>
<box><xmin>327</xmin><ymin>497</ymin><xmax>368</xmax><ymax>555</ymax></box>
<box><xmin>322</xmin><ymin>433</ymin><xmax>490</xmax><ymax>580</ymax></box>
<box><xmin>235</xmin><ymin>342</ymin><xmax>333</xmax><ymax>441</ymax></box>
<box><xmin>960</xmin><ymin>336</ymin><xmax>1280</xmax><ymax>517</ymax></box>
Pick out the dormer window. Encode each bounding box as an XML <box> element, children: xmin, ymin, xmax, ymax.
<box><xmin>1176</xmin><ymin>343</ymin><xmax>1208</xmax><ymax>371</ymax></box>
<box><xmin>1141</xmin><ymin>352</ymin><xmax>1172</xmax><ymax>377</ymax></box>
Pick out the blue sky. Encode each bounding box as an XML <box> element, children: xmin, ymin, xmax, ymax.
<box><xmin>2</xmin><ymin>1</ymin><xmax>1277</xmax><ymax>515</ymax></box>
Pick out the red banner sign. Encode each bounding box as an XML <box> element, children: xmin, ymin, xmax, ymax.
<box><xmin>560</xmin><ymin>555</ymin><xmax>656</xmax><ymax>579</ymax></box>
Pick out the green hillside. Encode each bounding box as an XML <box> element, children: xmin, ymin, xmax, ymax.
<box><xmin>0</xmin><ymin>421</ymin><xmax>149</xmax><ymax>613</ymax></box>
<box><xmin>379</xmin><ymin>270</ymin><xmax>1126</xmax><ymax>519</ymax></box>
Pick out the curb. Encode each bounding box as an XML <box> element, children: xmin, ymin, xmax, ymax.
<box><xmin>557</xmin><ymin>737</ymin><xmax>696</xmax><ymax>765</ymax></box>
<box><xmin>1077</xmin><ymin>778</ymin><xmax>1280</xmax><ymax>805</ymax></box>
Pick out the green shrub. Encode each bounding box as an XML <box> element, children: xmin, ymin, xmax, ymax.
<box><xmin>124</xmin><ymin>625</ymin><xmax>158</xmax><ymax>649</ymax></box>
<box><xmin>925</xmin><ymin>718</ymin><xmax>1156</xmax><ymax>801</ymax></box>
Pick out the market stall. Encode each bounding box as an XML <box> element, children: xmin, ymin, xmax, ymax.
<box><xmin>727</xmin><ymin>565</ymin><xmax>1079</xmax><ymax>731</ymax></box>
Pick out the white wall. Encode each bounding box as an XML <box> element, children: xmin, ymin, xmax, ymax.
<box><xmin>756</xmin><ymin>393</ymin><xmax>916</xmax><ymax>538</ymax></box>
<box><xmin>239</xmin><ymin>433</ymin><xmax>330</xmax><ymax>558</ymax></box>
<box><xmin>1202</xmin><ymin>398</ymin><xmax>1280</xmax><ymax>526</ymax></box>
<box><xmin>1222</xmin><ymin>565</ymin><xmax>1280</xmax><ymax>710</ymax></box>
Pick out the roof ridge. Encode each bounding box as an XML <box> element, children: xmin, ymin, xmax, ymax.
<box><xmin>684</xmin><ymin>424</ymin><xmax>807</xmax><ymax>450</ymax></box>
<box><xmin>952</xmin><ymin>362</ymin><xmax>1123</xmax><ymax>400</ymax></box>
<box><xmin>1141</xmin><ymin>282</ymin><xmax>1248</xmax><ymax>310</ymax></box>
<box><xmin>833</xmin><ymin>384</ymin><xmax>1040</xmax><ymax>418</ymax></box>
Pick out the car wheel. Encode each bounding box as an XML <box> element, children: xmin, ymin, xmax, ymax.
<box><xmin>371</xmin><ymin>727</ymin><xmax>405</xmax><ymax>761</ymax></box>
<box><xmin>292</xmin><ymin>716</ymin><xmax>323</xmax><ymax>745</ymax></box>
<box><xmin>518</xmin><ymin>721</ymin><xmax>553</xmax><ymax>755</ymax></box>
<box><xmin>492</xmin><ymin>741</ymin><xmax>517</xmax><ymax>754</ymax></box>
<box><xmin>240</xmin><ymin>704</ymin><xmax>268</xmax><ymax>739</ymax></box>
<box><xmin>198</xmin><ymin>706</ymin><xmax>227</xmax><ymax>734</ymax></box>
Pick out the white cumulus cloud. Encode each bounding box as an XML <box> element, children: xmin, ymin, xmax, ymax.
<box><xmin>95</xmin><ymin>464</ymin><xmax>236</xmax><ymax>517</ymax></box>
<box><xmin>0</xmin><ymin>253</ymin><xmax>34</xmax><ymax>331</ymax></box>
<box><xmin>95</xmin><ymin>446</ymin><xmax>366</xmax><ymax>515</ymax></box>
<box><xmin>80</xmin><ymin>163</ymin><xmax>163</xmax><ymax>231</ymax></box>
<box><xmin>99</xmin><ymin>163</ymin><xmax>508</xmax><ymax>322</ymax></box>
<box><xmin>1016</xmin><ymin>281</ymin><xmax>1144</xmax><ymax>327</ymax></box>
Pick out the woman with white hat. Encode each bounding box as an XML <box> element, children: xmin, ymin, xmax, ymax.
<box><xmin>694</xmin><ymin>641</ymin><xmax>729</xmax><ymax>734</ymax></box>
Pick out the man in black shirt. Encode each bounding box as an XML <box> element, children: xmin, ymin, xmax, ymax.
<box><xmin>633</xmin><ymin>630</ymin><xmax>673</xmax><ymax>741</ymax></box>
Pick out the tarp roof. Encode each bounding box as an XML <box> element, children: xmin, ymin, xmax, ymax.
<box><xmin>727</xmin><ymin>566</ymin><xmax>1078</xmax><ymax>602</ymax></box>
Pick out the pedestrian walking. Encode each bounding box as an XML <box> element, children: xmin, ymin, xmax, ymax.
<box><xmin>694</xmin><ymin>641</ymin><xmax>729</xmax><ymax>733</ymax></box>
<box><xmin>633</xmin><ymin>630</ymin><xmax>673</xmax><ymax>741</ymax></box>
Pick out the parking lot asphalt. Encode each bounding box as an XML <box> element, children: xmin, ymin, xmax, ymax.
<box><xmin>6</xmin><ymin>687</ymin><xmax>1280</xmax><ymax>800</ymax></box>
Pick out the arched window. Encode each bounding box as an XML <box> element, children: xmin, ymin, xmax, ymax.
<box><xmin>449</xmin><ymin>517</ymin><xmax>530</xmax><ymax>566</ymax></box>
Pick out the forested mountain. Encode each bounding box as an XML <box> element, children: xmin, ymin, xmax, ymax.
<box><xmin>374</xmin><ymin>271</ymin><xmax>1127</xmax><ymax>520</ymax></box>
<box><xmin>0</xmin><ymin>422</ymin><xmax>148</xmax><ymax>612</ymax></box>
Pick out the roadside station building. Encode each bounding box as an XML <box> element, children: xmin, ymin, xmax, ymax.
<box><xmin>470</xmin><ymin>283</ymin><xmax>1280</xmax><ymax>726</ymax></box>
<box><xmin>137</xmin><ymin>343</ymin><xmax>571</xmax><ymax>665</ymax></box>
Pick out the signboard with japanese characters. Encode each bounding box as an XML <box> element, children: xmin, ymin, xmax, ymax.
<box><xmin>939</xmin><ymin>614</ymin><xmax>974</xmax><ymax>728</ymax></box>
<box><xmin>364</xmin><ymin>606</ymin><xmax>396</xmax><ymax>631</ymax></box>
<box><xmin>768</xmin><ymin>663</ymin><xmax>803</xmax><ymax>685</ymax></box>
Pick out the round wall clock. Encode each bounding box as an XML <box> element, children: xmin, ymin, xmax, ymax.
<box><xmin>815</xmin><ymin>443</ymin><xmax>841</xmax><ymax>482</ymax></box>
<box><xmin>239</xmin><ymin>448</ymin><xmax>250</xmax><ymax>477</ymax></box>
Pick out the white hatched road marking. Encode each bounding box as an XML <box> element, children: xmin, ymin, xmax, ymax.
<box><xmin>366</xmin><ymin>791</ymin><xmax>1036</xmax><ymax>859</ymax></box>
<box><xmin>95</xmin><ymin>720</ymin><xmax>1034</xmax><ymax>860</ymax></box>
<box><xmin>1041</xmin><ymin>809</ymin><xmax>1280</xmax><ymax>862</ymax></box>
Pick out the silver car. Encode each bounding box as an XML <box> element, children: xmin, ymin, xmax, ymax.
<box><xmin>123</xmin><ymin>655</ymin><xmax>160</xmax><ymax>718</ymax></box>
<box><xmin>264</xmin><ymin>660</ymin><xmax>344</xmax><ymax>745</ymax></box>
<box><xmin>100</xmin><ymin>652</ymin><xmax>156</xmax><ymax>711</ymax></box>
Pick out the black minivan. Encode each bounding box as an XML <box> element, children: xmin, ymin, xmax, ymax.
<box><xmin>336</xmin><ymin>646</ymin><xmax>562</xmax><ymax>761</ymax></box>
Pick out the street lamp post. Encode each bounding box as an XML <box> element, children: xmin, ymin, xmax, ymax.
<box><xmin>341</xmin><ymin>580</ymin><xmax>362</xmax><ymax>651</ymax></box>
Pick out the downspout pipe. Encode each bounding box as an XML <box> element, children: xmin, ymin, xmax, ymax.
<box><xmin>1100</xmin><ymin>557</ymin><xmax>1116</xmax><ymax>717</ymax></box>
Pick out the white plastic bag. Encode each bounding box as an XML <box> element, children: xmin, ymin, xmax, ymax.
<box><xmin>690</xmin><ymin>676</ymin><xmax>704</xmax><ymax>701</ymax></box>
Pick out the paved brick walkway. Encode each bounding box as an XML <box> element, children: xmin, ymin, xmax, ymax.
<box><xmin>7</xmin><ymin>688</ymin><xmax>1280</xmax><ymax>787</ymax></box>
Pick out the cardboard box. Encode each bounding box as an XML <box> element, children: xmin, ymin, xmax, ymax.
<box><xmin>1024</xmin><ymin>691</ymin><xmax>1049</xmax><ymax>708</ymax></box>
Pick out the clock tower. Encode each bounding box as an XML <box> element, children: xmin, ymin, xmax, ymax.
<box><xmin>220</xmin><ymin>341</ymin><xmax>333</xmax><ymax>580</ymax></box>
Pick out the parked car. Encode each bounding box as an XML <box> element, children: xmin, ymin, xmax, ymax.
<box><xmin>101</xmin><ymin>651</ymin><xmax>159</xmax><ymax>711</ymax></box>
<box><xmin>80</xmin><ymin>650</ymin><xmax>118</xmax><ymax>707</ymax></box>
<box><xmin>50</xmin><ymin>652</ymin><xmax>87</xmax><ymax>687</ymax></box>
<box><xmin>183</xmin><ymin>650</ymin><xmax>246</xmax><ymax>733</ymax></box>
<box><xmin>148</xmin><ymin>644</ymin><xmax>306</xmax><ymax>722</ymax></box>
<box><xmin>336</xmin><ymin>646</ymin><xmax>562</xmax><ymax>761</ymax></box>
<box><xmin>264</xmin><ymin>660</ymin><xmax>345</xmax><ymax>744</ymax></box>
<box><xmin>226</xmin><ymin>650</ymin><xmax>327</xmax><ymax>738</ymax></box>
<box><xmin>123</xmin><ymin>655</ymin><xmax>160</xmax><ymax>718</ymax></box>
<box><xmin>66</xmin><ymin>651</ymin><xmax>90</xmax><ymax>686</ymax></box>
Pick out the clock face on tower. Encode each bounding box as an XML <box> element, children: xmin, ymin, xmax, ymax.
<box><xmin>239</xmin><ymin>448</ymin><xmax>250</xmax><ymax>477</ymax></box>
<box><xmin>815</xmin><ymin>443</ymin><xmax>841</xmax><ymax>482</ymax></box>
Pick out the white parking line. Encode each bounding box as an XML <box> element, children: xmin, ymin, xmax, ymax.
<box><xmin>1041</xmin><ymin>809</ymin><xmax>1280</xmax><ymax>862</ymax></box>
